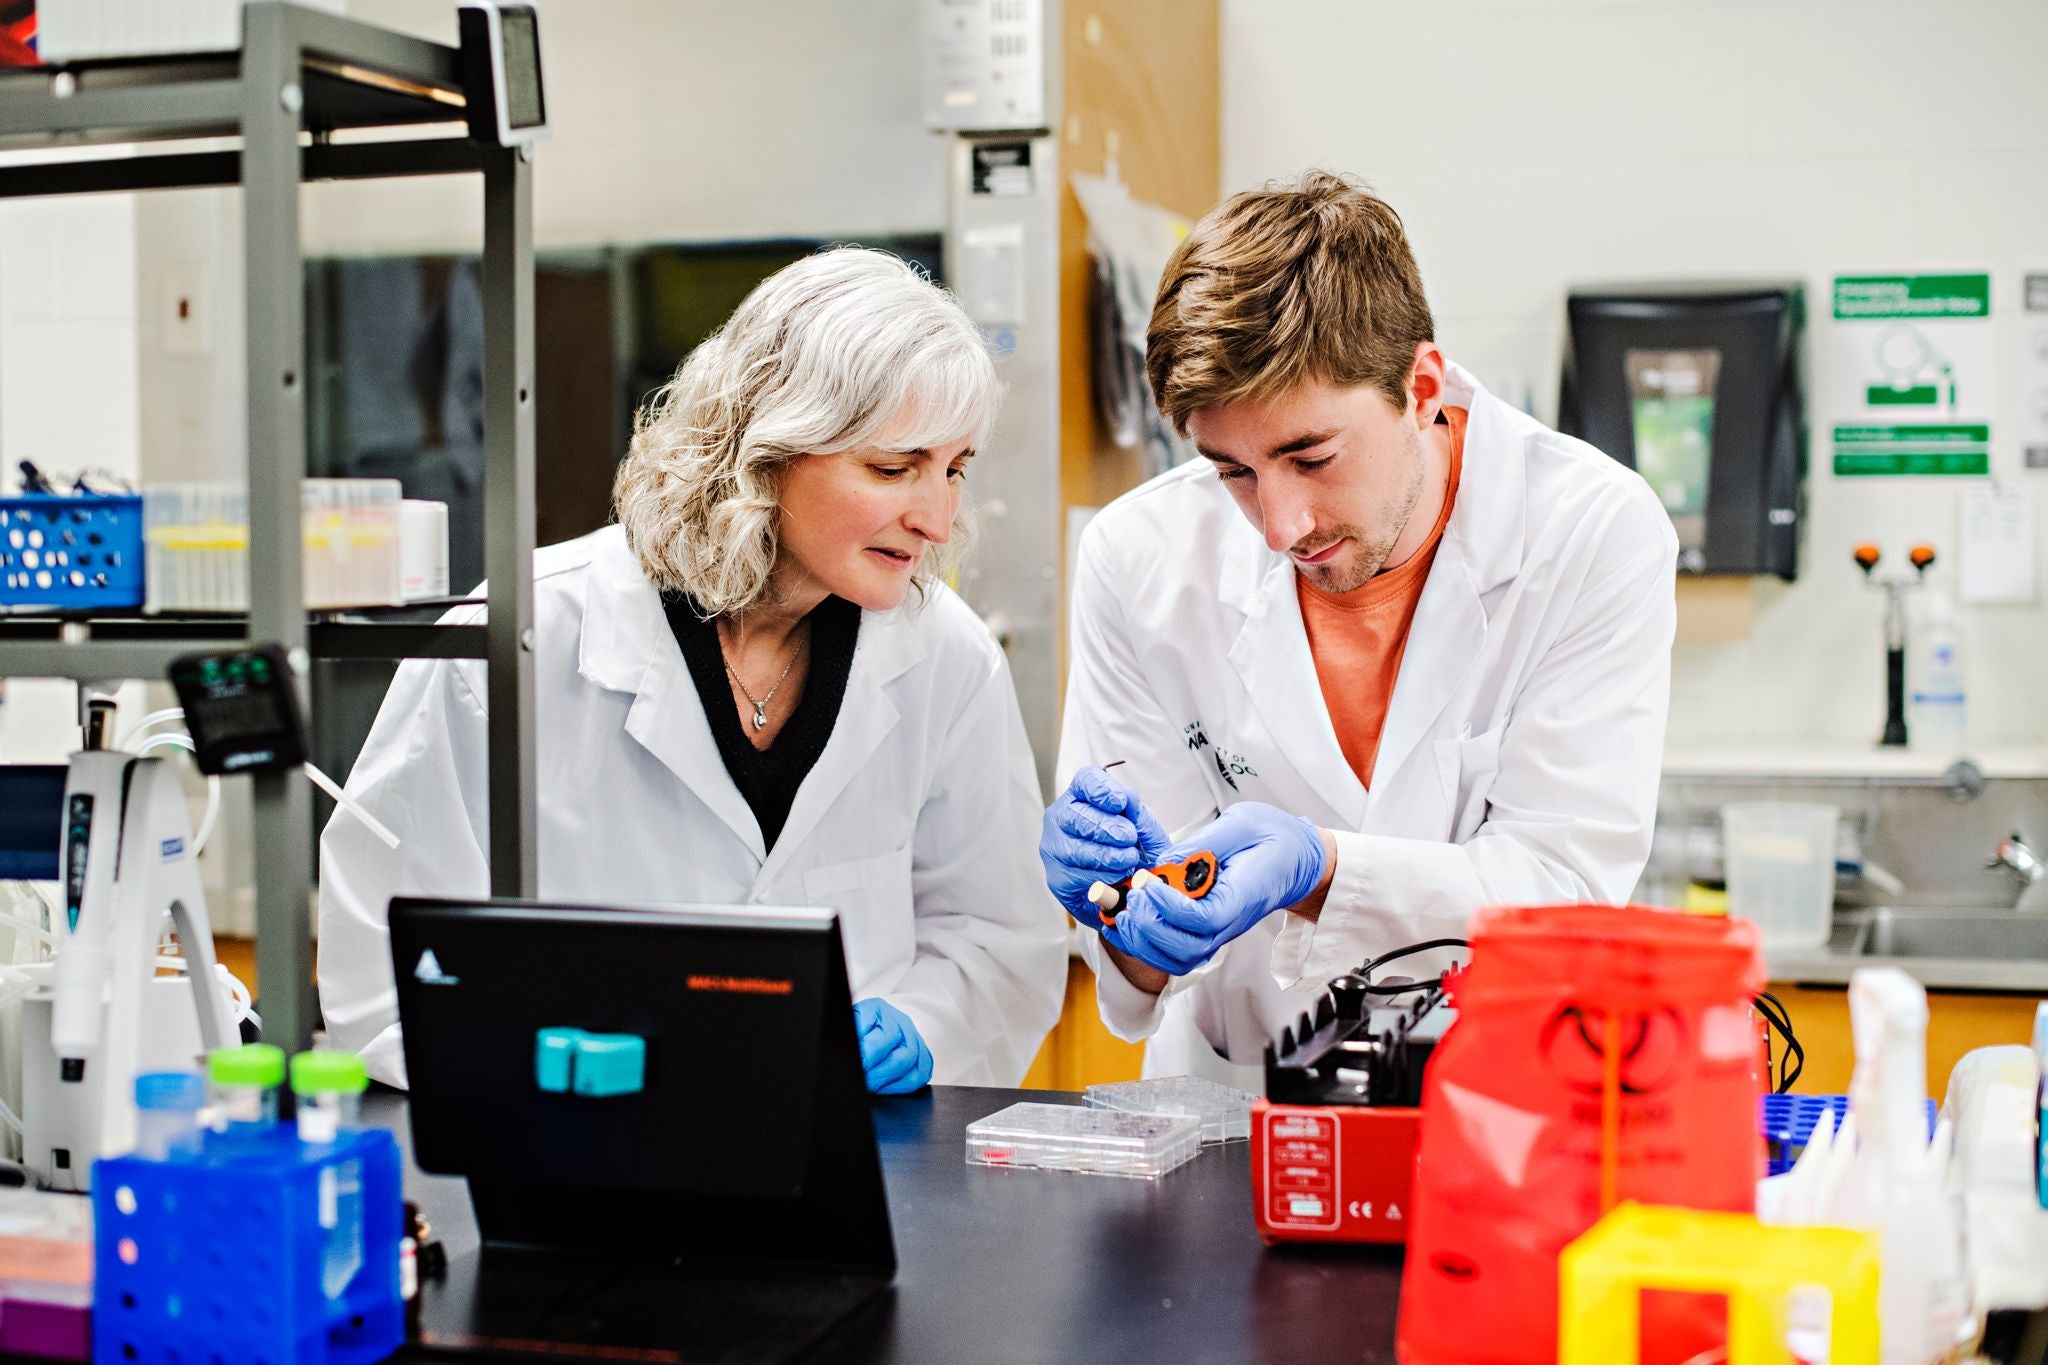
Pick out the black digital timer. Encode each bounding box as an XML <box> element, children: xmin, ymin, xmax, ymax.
<box><xmin>166</xmin><ymin>646</ymin><xmax>309</xmax><ymax>777</ymax></box>
<box><xmin>457</xmin><ymin>2</ymin><xmax>549</xmax><ymax>148</ymax></box>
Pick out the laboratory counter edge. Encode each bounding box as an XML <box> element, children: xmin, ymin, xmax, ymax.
<box><xmin>366</xmin><ymin>1086</ymin><xmax>1406</xmax><ymax>1365</ymax></box>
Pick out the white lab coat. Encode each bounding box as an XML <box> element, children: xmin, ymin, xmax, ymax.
<box><xmin>319</xmin><ymin>525</ymin><xmax>1065</xmax><ymax>1089</ymax></box>
<box><xmin>1059</xmin><ymin>366</ymin><xmax>1678</xmax><ymax>1086</ymax></box>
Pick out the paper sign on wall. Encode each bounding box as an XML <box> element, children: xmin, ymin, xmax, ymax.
<box><xmin>1959</xmin><ymin>483</ymin><xmax>2035</xmax><ymax>605</ymax></box>
<box><xmin>2022</xmin><ymin>273</ymin><xmax>2048</xmax><ymax>472</ymax></box>
<box><xmin>1831</xmin><ymin>273</ymin><xmax>1993</xmax><ymax>477</ymax></box>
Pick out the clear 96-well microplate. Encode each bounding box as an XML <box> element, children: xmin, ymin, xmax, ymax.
<box><xmin>965</xmin><ymin>1102</ymin><xmax>1201</xmax><ymax>1179</ymax></box>
<box><xmin>1083</xmin><ymin>1075</ymin><xmax>1256</xmax><ymax>1143</ymax></box>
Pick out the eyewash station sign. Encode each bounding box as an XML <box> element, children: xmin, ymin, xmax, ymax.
<box><xmin>1831</xmin><ymin>273</ymin><xmax>1993</xmax><ymax>477</ymax></box>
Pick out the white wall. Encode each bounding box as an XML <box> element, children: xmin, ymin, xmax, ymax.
<box><xmin>304</xmin><ymin>0</ymin><xmax>945</xmax><ymax>253</ymax></box>
<box><xmin>1222</xmin><ymin>0</ymin><xmax>2048</xmax><ymax>750</ymax></box>
<box><xmin>0</xmin><ymin>195</ymin><xmax>143</xmax><ymax>762</ymax></box>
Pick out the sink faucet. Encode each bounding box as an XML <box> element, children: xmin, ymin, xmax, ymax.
<box><xmin>1990</xmin><ymin>834</ymin><xmax>2048</xmax><ymax>914</ymax></box>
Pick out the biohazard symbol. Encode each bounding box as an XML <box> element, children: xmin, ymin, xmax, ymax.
<box><xmin>1538</xmin><ymin>1004</ymin><xmax>1686</xmax><ymax>1097</ymax></box>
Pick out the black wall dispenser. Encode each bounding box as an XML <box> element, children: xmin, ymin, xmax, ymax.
<box><xmin>1559</xmin><ymin>282</ymin><xmax>1805</xmax><ymax>580</ymax></box>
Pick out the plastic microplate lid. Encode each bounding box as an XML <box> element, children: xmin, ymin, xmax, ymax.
<box><xmin>966</xmin><ymin>1102</ymin><xmax>1201</xmax><ymax>1179</ymax></box>
<box><xmin>0</xmin><ymin>1188</ymin><xmax>94</xmax><ymax>1308</ymax></box>
<box><xmin>1084</xmin><ymin>1075</ymin><xmax>1256</xmax><ymax>1143</ymax></box>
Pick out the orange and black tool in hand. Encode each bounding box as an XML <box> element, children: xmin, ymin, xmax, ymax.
<box><xmin>1088</xmin><ymin>851</ymin><xmax>1219</xmax><ymax>923</ymax></box>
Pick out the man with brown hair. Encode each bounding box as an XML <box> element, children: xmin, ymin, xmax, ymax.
<box><xmin>1037</xmin><ymin>172</ymin><xmax>1677</xmax><ymax>1082</ymax></box>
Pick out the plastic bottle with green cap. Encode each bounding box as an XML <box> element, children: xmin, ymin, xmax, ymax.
<box><xmin>207</xmin><ymin>1043</ymin><xmax>286</xmax><ymax>1132</ymax></box>
<box><xmin>291</xmin><ymin>1050</ymin><xmax>367</xmax><ymax>1144</ymax></box>
<box><xmin>293</xmin><ymin>1049</ymin><xmax>369</xmax><ymax>1299</ymax></box>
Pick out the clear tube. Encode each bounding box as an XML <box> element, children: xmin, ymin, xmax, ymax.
<box><xmin>134</xmin><ymin>1071</ymin><xmax>206</xmax><ymax>1161</ymax></box>
<box><xmin>211</xmin><ymin>1081</ymin><xmax>277</xmax><ymax>1129</ymax></box>
<box><xmin>292</xmin><ymin>1049</ymin><xmax>368</xmax><ymax>1298</ymax></box>
<box><xmin>295</xmin><ymin>1089</ymin><xmax>361</xmax><ymax>1145</ymax></box>
<box><xmin>206</xmin><ymin>1044</ymin><xmax>285</xmax><ymax>1136</ymax></box>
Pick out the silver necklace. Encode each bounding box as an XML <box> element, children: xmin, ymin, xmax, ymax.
<box><xmin>719</xmin><ymin>623</ymin><xmax>803</xmax><ymax>730</ymax></box>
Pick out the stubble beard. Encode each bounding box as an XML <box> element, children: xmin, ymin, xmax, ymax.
<box><xmin>1292</xmin><ymin>425</ymin><xmax>1427</xmax><ymax>594</ymax></box>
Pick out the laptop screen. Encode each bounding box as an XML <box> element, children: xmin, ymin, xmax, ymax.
<box><xmin>388</xmin><ymin>897</ymin><xmax>893</xmax><ymax>1270</ymax></box>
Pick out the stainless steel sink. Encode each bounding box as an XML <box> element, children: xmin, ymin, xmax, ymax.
<box><xmin>1765</xmin><ymin>906</ymin><xmax>2048</xmax><ymax>990</ymax></box>
<box><xmin>1860</xmin><ymin>907</ymin><xmax>2048</xmax><ymax>959</ymax></box>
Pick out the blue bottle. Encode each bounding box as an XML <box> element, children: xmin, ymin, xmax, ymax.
<box><xmin>131</xmin><ymin>1071</ymin><xmax>205</xmax><ymax>1162</ymax></box>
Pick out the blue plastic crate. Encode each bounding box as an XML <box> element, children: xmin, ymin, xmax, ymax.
<box><xmin>0</xmin><ymin>494</ymin><xmax>145</xmax><ymax>612</ymax></box>
<box><xmin>1759</xmin><ymin>1092</ymin><xmax>1939</xmax><ymax>1176</ymax></box>
<box><xmin>92</xmin><ymin>1127</ymin><xmax>405</xmax><ymax>1365</ymax></box>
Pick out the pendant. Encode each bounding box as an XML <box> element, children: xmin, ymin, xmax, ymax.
<box><xmin>753</xmin><ymin>702</ymin><xmax>767</xmax><ymax>730</ymax></box>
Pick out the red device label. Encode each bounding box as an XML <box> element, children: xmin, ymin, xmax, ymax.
<box><xmin>1261</xmin><ymin>1110</ymin><xmax>1339</xmax><ymax>1230</ymax></box>
<box><xmin>1253</xmin><ymin>1100</ymin><xmax>1420</xmax><ymax>1245</ymax></box>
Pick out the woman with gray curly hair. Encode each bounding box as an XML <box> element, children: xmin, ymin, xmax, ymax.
<box><xmin>319</xmin><ymin>248</ymin><xmax>1064</xmax><ymax>1094</ymax></box>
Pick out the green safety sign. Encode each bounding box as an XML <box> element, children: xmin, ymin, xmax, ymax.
<box><xmin>1830</xmin><ymin>272</ymin><xmax>1993</xmax><ymax>476</ymax></box>
<box><xmin>1832</xmin><ymin>275</ymin><xmax>1991</xmax><ymax>320</ymax></box>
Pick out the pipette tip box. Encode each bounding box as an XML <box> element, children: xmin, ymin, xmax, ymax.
<box><xmin>966</xmin><ymin>1102</ymin><xmax>1201</xmax><ymax>1179</ymax></box>
<box><xmin>1084</xmin><ymin>1075</ymin><xmax>1256</xmax><ymax>1144</ymax></box>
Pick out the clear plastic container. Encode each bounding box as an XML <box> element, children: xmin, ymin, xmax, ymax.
<box><xmin>143</xmin><ymin>479</ymin><xmax>403</xmax><ymax>611</ymax></box>
<box><xmin>1721</xmin><ymin>801</ymin><xmax>1839</xmax><ymax>950</ymax></box>
<box><xmin>132</xmin><ymin>1070</ymin><xmax>206</xmax><ymax>1162</ymax></box>
<box><xmin>291</xmin><ymin>1051</ymin><xmax>368</xmax><ymax>1299</ymax></box>
<box><xmin>966</xmin><ymin>1102</ymin><xmax>1200</xmax><ymax>1179</ymax></box>
<box><xmin>206</xmin><ymin>1043</ymin><xmax>286</xmax><ymax>1134</ymax></box>
<box><xmin>291</xmin><ymin>1051</ymin><xmax>367</xmax><ymax>1145</ymax></box>
<box><xmin>1084</xmin><ymin>1075</ymin><xmax>1256</xmax><ymax>1144</ymax></box>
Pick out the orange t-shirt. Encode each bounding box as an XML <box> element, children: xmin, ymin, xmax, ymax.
<box><xmin>1296</xmin><ymin>407</ymin><xmax>1467</xmax><ymax>788</ymax></box>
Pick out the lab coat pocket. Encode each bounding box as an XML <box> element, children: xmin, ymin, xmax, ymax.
<box><xmin>1434</xmin><ymin>723</ymin><xmax>1506</xmax><ymax>844</ymax></box>
<box><xmin>803</xmin><ymin>843</ymin><xmax>916</xmax><ymax>996</ymax></box>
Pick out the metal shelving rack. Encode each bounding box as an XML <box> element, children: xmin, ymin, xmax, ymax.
<box><xmin>0</xmin><ymin>3</ymin><xmax>538</xmax><ymax>1050</ymax></box>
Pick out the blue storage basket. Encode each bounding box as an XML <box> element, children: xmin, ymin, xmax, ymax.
<box><xmin>1759</xmin><ymin>1092</ymin><xmax>1938</xmax><ymax>1176</ymax></box>
<box><xmin>92</xmin><ymin>1127</ymin><xmax>405</xmax><ymax>1365</ymax></box>
<box><xmin>0</xmin><ymin>493</ymin><xmax>145</xmax><ymax>612</ymax></box>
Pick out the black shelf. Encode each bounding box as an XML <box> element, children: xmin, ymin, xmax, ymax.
<box><xmin>0</xmin><ymin>614</ymin><xmax>490</xmax><ymax>675</ymax></box>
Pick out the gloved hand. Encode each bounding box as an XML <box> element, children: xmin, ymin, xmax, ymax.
<box><xmin>1039</xmin><ymin>765</ymin><xmax>1173</xmax><ymax>927</ymax></box>
<box><xmin>1106</xmin><ymin>802</ymin><xmax>1329</xmax><ymax>976</ymax></box>
<box><xmin>853</xmin><ymin>998</ymin><xmax>934</xmax><ymax>1095</ymax></box>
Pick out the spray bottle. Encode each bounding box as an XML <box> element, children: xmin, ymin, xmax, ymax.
<box><xmin>1840</xmin><ymin>967</ymin><xmax>1971</xmax><ymax>1363</ymax></box>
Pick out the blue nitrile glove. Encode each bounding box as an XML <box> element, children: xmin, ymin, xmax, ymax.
<box><xmin>1039</xmin><ymin>765</ymin><xmax>1174</xmax><ymax>927</ymax></box>
<box><xmin>854</xmin><ymin>998</ymin><xmax>934</xmax><ymax>1095</ymax></box>
<box><xmin>1106</xmin><ymin>802</ymin><xmax>1329</xmax><ymax>976</ymax></box>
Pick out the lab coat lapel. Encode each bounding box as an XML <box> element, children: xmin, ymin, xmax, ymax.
<box><xmin>754</xmin><ymin>607</ymin><xmax>924</xmax><ymax>889</ymax></box>
<box><xmin>577</xmin><ymin>539</ymin><xmax>767</xmax><ymax>861</ymax></box>
<box><xmin>1226</xmin><ymin>547</ymin><xmax>1367</xmax><ymax>830</ymax></box>
<box><xmin>1365</xmin><ymin>536</ymin><xmax>1486</xmax><ymax>803</ymax></box>
<box><xmin>1365</xmin><ymin>368</ymin><xmax>1523</xmax><ymax>804</ymax></box>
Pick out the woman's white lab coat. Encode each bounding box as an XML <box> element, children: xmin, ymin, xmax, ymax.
<box><xmin>1058</xmin><ymin>366</ymin><xmax>1679</xmax><ymax>1086</ymax></box>
<box><xmin>319</xmin><ymin>525</ymin><xmax>1065</xmax><ymax>1088</ymax></box>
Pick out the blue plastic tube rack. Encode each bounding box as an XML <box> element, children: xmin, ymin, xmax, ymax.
<box><xmin>0</xmin><ymin>493</ymin><xmax>145</xmax><ymax>611</ymax></box>
<box><xmin>92</xmin><ymin>1127</ymin><xmax>404</xmax><ymax>1364</ymax></box>
<box><xmin>1759</xmin><ymin>1093</ymin><xmax>1939</xmax><ymax>1177</ymax></box>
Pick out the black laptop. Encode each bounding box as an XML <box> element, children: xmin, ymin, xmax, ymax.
<box><xmin>388</xmin><ymin>896</ymin><xmax>895</xmax><ymax>1363</ymax></box>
